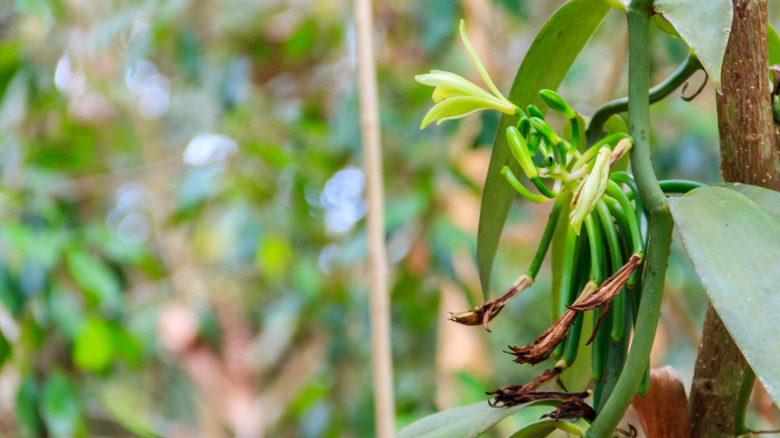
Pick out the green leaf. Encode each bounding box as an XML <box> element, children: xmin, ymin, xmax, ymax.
<box><xmin>41</xmin><ymin>370</ymin><xmax>83</xmax><ymax>438</ymax></box>
<box><xmin>477</xmin><ymin>0</ymin><xmax>610</xmax><ymax>297</ymax></box>
<box><xmin>505</xmin><ymin>419</ymin><xmax>557</xmax><ymax>438</ymax></box>
<box><xmin>768</xmin><ymin>25</ymin><xmax>780</xmax><ymax>78</ymax></box>
<box><xmin>395</xmin><ymin>399</ymin><xmax>563</xmax><ymax>438</ymax></box>
<box><xmin>65</xmin><ymin>248</ymin><xmax>121</xmax><ymax>310</ymax></box>
<box><xmin>0</xmin><ymin>329</ymin><xmax>11</xmax><ymax>371</ymax></box>
<box><xmin>723</xmin><ymin>183</ymin><xmax>780</xmax><ymax>221</ymax></box>
<box><xmin>507</xmin><ymin>418</ymin><xmax>585</xmax><ymax>438</ymax></box>
<box><xmin>73</xmin><ymin>317</ymin><xmax>115</xmax><ymax>373</ymax></box>
<box><xmin>653</xmin><ymin>0</ymin><xmax>733</xmax><ymax>88</ymax></box>
<box><xmin>16</xmin><ymin>374</ymin><xmax>43</xmax><ymax>438</ymax></box>
<box><xmin>668</xmin><ymin>186</ymin><xmax>780</xmax><ymax>409</ymax></box>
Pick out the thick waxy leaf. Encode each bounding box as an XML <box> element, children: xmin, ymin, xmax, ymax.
<box><xmin>668</xmin><ymin>186</ymin><xmax>780</xmax><ymax>408</ymax></box>
<box><xmin>395</xmin><ymin>399</ymin><xmax>562</xmax><ymax>438</ymax></box>
<box><xmin>477</xmin><ymin>0</ymin><xmax>610</xmax><ymax>297</ymax></box>
<box><xmin>723</xmin><ymin>183</ymin><xmax>780</xmax><ymax>221</ymax></box>
<box><xmin>769</xmin><ymin>25</ymin><xmax>780</xmax><ymax>70</ymax></box>
<box><xmin>507</xmin><ymin>418</ymin><xmax>585</xmax><ymax>438</ymax></box>
<box><xmin>653</xmin><ymin>0</ymin><xmax>733</xmax><ymax>88</ymax></box>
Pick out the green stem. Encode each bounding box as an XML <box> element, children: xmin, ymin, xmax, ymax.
<box><xmin>586</xmin><ymin>53</ymin><xmax>702</xmax><ymax>144</ymax></box>
<box><xmin>502</xmin><ymin>166</ymin><xmax>553</xmax><ymax>204</ymax></box>
<box><xmin>734</xmin><ymin>366</ymin><xmax>755</xmax><ymax>436</ymax></box>
<box><xmin>585</xmin><ymin>2</ymin><xmax>675</xmax><ymax>435</ymax></box>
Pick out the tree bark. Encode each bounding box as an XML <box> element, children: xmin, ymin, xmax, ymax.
<box><xmin>689</xmin><ymin>0</ymin><xmax>780</xmax><ymax>436</ymax></box>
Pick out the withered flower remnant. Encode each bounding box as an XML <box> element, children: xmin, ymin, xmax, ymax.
<box><xmin>449</xmin><ymin>274</ymin><xmax>533</xmax><ymax>332</ymax></box>
<box><xmin>541</xmin><ymin>397</ymin><xmax>597</xmax><ymax>422</ymax></box>
<box><xmin>507</xmin><ymin>254</ymin><xmax>642</xmax><ymax>365</ymax></box>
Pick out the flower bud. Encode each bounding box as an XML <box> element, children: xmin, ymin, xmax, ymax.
<box><xmin>529</xmin><ymin>117</ymin><xmax>562</xmax><ymax>145</ymax></box>
<box><xmin>610</xmin><ymin>137</ymin><xmax>633</xmax><ymax>168</ymax></box>
<box><xmin>507</xmin><ymin>126</ymin><xmax>538</xmax><ymax>179</ymax></box>
<box><xmin>539</xmin><ymin>89</ymin><xmax>576</xmax><ymax>119</ymax></box>
<box><xmin>569</xmin><ymin>147</ymin><xmax>611</xmax><ymax>234</ymax></box>
<box><xmin>527</xmin><ymin>104</ymin><xmax>545</xmax><ymax>120</ymax></box>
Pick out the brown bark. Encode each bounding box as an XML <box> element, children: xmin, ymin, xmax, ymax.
<box><xmin>717</xmin><ymin>0</ymin><xmax>780</xmax><ymax>188</ymax></box>
<box><xmin>689</xmin><ymin>0</ymin><xmax>780</xmax><ymax>436</ymax></box>
<box><xmin>633</xmin><ymin>367</ymin><xmax>690</xmax><ymax>438</ymax></box>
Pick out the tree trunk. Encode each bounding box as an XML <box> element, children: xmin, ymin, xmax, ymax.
<box><xmin>689</xmin><ymin>0</ymin><xmax>780</xmax><ymax>436</ymax></box>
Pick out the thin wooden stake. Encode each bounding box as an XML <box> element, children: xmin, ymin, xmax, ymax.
<box><xmin>354</xmin><ymin>0</ymin><xmax>395</xmax><ymax>436</ymax></box>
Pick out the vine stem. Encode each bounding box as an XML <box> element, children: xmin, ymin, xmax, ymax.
<box><xmin>354</xmin><ymin>0</ymin><xmax>395</xmax><ymax>436</ymax></box>
<box><xmin>585</xmin><ymin>0</ymin><xmax>675</xmax><ymax>435</ymax></box>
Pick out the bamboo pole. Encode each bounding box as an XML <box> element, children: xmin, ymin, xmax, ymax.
<box><xmin>354</xmin><ymin>0</ymin><xmax>395</xmax><ymax>436</ymax></box>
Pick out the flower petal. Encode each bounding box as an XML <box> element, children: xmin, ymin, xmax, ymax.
<box><xmin>420</xmin><ymin>95</ymin><xmax>510</xmax><ymax>129</ymax></box>
<box><xmin>459</xmin><ymin>20</ymin><xmax>508</xmax><ymax>103</ymax></box>
<box><xmin>415</xmin><ymin>70</ymin><xmax>494</xmax><ymax>101</ymax></box>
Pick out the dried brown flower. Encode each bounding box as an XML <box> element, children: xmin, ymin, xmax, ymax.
<box><xmin>541</xmin><ymin>397</ymin><xmax>597</xmax><ymax>422</ymax></box>
<box><xmin>506</xmin><ymin>254</ymin><xmax>642</xmax><ymax>365</ymax></box>
<box><xmin>449</xmin><ymin>274</ymin><xmax>533</xmax><ymax>332</ymax></box>
<box><xmin>568</xmin><ymin>254</ymin><xmax>642</xmax><ymax>312</ymax></box>
<box><xmin>506</xmin><ymin>281</ymin><xmax>598</xmax><ymax>365</ymax></box>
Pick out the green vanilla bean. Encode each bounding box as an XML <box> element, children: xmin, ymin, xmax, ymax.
<box><xmin>501</xmin><ymin>166</ymin><xmax>552</xmax><ymax>204</ymax></box>
<box><xmin>606</xmin><ymin>181</ymin><xmax>644</xmax><ymax>254</ymax></box>
<box><xmin>609</xmin><ymin>171</ymin><xmax>647</xmax><ymax>221</ymax></box>
<box><xmin>734</xmin><ymin>366</ymin><xmax>756</xmax><ymax>436</ymax></box>
<box><xmin>602</xmin><ymin>196</ymin><xmax>632</xmax><ymax>259</ymax></box>
<box><xmin>596</xmin><ymin>200</ymin><xmax>626</xmax><ymax>342</ymax></box>
<box><xmin>584</xmin><ymin>214</ymin><xmax>605</xmax><ymax>284</ymax></box>
<box><xmin>608</xmin><ymin>173</ymin><xmax>646</xmax><ymax>289</ymax></box>
<box><xmin>585</xmin><ymin>53</ymin><xmax>702</xmax><ymax>145</ymax></box>
<box><xmin>555</xmin><ymin>225</ymin><xmax>580</xmax><ymax>321</ymax></box>
<box><xmin>586</xmin><ymin>1</ymin><xmax>675</xmax><ymax>434</ymax></box>
<box><xmin>591</xmin><ymin>307</ymin><xmax>608</xmax><ymax>384</ymax></box>
<box><xmin>527</xmin><ymin>193</ymin><xmax>570</xmax><ymax>278</ymax></box>
<box><xmin>553</xmin><ymin>226</ymin><xmax>583</xmax><ymax>360</ymax></box>
<box><xmin>563</xmin><ymin>256</ymin><xmax>591</xmax><ymax>366</ymax></box>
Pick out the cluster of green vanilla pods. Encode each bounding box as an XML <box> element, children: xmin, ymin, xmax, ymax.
<box><xmin>417</xmin><ymin>20</ymin><xmax>653</xmax><ymax>405</ymax></box>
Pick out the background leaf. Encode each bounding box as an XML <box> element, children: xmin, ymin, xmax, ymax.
<box><xmin>395</xmin><ymin>399</ymin><xmax>562</xmax><ymax>438</ymax></box>
<box><xmin>65</xmin><ymin>249</ymin><xmax>121</xmax><ymax>311</ymax></box>
<box><xmin>477</xmin><ymin>0</ymin><xmax>610</xmax><ymax>298</ymax></box>
<box><xmin>41</xmin><ymin>370</ymin><xmax>83</xmax><ymax>438</ymax></box>
<box><xmin>653</xmin><ymin>0</ymin><xmax>733</xmax><ymax>88</ymax></box>
<box><xmin>669</xmin><ymin>186</ymin><xmax>780</xmax><ymax>408</ymax></box>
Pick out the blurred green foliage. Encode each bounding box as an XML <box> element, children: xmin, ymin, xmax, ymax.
<box><xmin>0</xmin><ymin>0</ymin><xmax>778</xmax><ymax>436</ymax></box>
